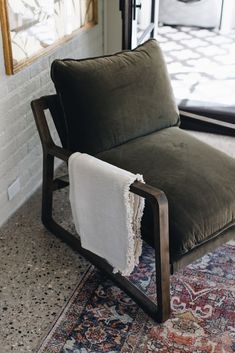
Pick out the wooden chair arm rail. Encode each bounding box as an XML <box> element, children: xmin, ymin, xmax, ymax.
<box><xmin>179</xmin><ymin>110</ymin><xmax>235</xmax><ymax>132</ymax></box>
<box><xmin>130</xmin><ymin>181</ymin><xmax>167</xmax><ymax>206</ymax></box>
<box><xmin>47</xmin><ymin>145</ymin><xmax>72</xmax><ymax>162</ymax></box>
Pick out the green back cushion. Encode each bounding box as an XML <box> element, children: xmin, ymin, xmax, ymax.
<box><xmin>51</xmin><ymin>39</ymin><xmax>180</xmax><ymax>154</ymax></box>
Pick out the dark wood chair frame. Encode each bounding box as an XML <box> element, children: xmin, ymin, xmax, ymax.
<box><xmin>31</xmin><ymin>94</ymin><xmax>235</xmax><ymax>323</ymax></box>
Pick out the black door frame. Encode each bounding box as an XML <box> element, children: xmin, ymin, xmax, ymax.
<box><xmin>119</xmin><ymin>0</ymin><xmax>156</xmax><ymax>50</ymax></box>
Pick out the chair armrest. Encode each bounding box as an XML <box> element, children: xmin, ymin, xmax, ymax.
<box><xmin>47</xmin><ymin>145</ymin><xmax>72</xmax><ymax>162</ymax></box>
<box><xmin>179</xmin><ymin>110</ymin><xmax>235</xmax><ymax>136</ymax></box>
<box><xmin>130</xmin><ymin>181</ymin><xmax>167</xmax><ymax>206</ymax></box>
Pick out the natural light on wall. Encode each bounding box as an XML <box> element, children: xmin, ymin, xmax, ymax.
<box><xmin>0</xmin><ymin>0</ymin><xmax>97</xmax><ymax>74</ymax></box>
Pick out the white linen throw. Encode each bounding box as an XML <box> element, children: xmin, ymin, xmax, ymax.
<box><xmin>68</xmin><ymin>152</ymin><xmax>145</xmax><ymax>276</ymax></box>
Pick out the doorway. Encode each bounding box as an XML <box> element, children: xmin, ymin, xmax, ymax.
<box><xmin>157</xmin><ymin>0</ymin><xmax>235</xmax><ymax>123</ymax></box>
<box><xmin>120</xmin><ymin>0</ymin><xmax>235</xmax><ymax>124</ymax></box>
<box><xmin>120</xmin><ymin>0</ymin><xmax>157</xmax><ymax>49</ymax></box>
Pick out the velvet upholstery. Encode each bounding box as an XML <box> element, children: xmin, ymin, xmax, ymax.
<box><xmin>51</xmin><ymin>39</ymin><xmax>179</xmax><ymax>154</ymax></box>
<box><xmin>96</xmin><ymin>127</ymin><xmax>235</xmax><ymax>261</ymax></box>
<box><xmin>50</xmin><ymin>38</ymin><xmax>235</xmax><ymax>264</ymax></box>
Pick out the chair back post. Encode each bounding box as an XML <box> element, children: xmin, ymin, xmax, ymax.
<box><xmin>31</xmin><ymin>95</ymin><xmax>57</xmax><ymax>226</ymax></box>
<box><xmin>31</xmin><ymin>96</ymin><xmax>55</xmax><ymax>154</ymax></box>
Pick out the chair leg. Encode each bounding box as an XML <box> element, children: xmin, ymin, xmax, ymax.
<box><xmin>155</xmin><ymin>256</ymin><xmax>171</xmax><ymax>322</ymax></box>
<box><xmin>131</xmin><ymin>184</ymin><xmax>171</xmax><ymax>322</ymax></box>
<box><xmin>154</xmin><ymin>199</ymin><xmax>171</xmax><ymax>322</ymax></box>
<box><xmin>41</xmin><ymin>153</ymin><xmax>54</xmax><ymax>226</ymax></box>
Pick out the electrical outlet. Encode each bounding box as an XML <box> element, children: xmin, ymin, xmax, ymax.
<box><xmin>8</xmin><ymin>178</ymin><xmax>21</xmax><ymax>201</ymax></box>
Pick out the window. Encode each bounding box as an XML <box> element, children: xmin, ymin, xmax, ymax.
<box><xmin>0</xmin><ymin>0</ymin><xmax>98</xmax><ymax>74</ymax></box>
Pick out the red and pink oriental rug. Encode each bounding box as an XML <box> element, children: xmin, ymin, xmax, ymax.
<box><xmin>36</xmin><ymin>241</ymin><xmax>235</xmax><ymax>353</ymax></box>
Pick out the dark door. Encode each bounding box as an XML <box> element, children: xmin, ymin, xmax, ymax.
<box><xmin>120</xmin><ymin>0</ymin><xmax>157</xmax><ymax>49</ymax></box>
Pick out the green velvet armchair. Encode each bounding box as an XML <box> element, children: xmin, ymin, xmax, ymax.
<box><xmin>31</xmin><ymin>39</ymin><xmax>235</xmax><ymax>323</ymax></box>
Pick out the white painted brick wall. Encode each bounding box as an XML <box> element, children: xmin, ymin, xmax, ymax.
<box><xmin>0</xmin><ymin>1</ymin><xmax>104</xmax><ymax>227</ymax></box>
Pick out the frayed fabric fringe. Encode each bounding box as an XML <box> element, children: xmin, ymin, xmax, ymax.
<box><xmin>69</xmin><ymin>152</ymin><xmax>145</xmax><ymax>276</ymax></box>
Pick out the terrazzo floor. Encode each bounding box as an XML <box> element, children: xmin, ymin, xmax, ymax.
<box><xmin>0</xmin><ymin>164</ymin><xmax>90</xmax><ymax>353</ymax></box>
<box><xmin>0</xmin><ymin>131</ymin><xmax>234</xmax><ymax>353</ymax></box>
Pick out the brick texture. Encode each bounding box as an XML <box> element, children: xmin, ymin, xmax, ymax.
<box><xmin>0</xmin><ymin>2</ymin><xmax>104</xmax><ymax>226</ymax></box>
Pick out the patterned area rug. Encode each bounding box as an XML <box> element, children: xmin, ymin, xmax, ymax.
<box><xmin>36</xmin><ymin>242</ymin><xmax>235</xmax><ymax>353</ymax></box>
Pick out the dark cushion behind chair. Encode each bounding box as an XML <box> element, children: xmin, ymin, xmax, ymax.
<box><xmin>51</xmin><ymin>39</ymin><xmax>180</xmax><ymax>155</ymax></box>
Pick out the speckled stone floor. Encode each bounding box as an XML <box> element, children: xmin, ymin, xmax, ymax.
<box><xmin>0</xmin><ymin>164</ymin><xmax>89</xmax><ymax>353</ymax></box>
<box><xmin>0</xmin><ymin>139</ymin><xmax>234</xmax><ymax>353</ymax></box>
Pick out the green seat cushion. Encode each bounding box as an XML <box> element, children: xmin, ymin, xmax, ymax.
<box><xmin>96</xmin><ymin>127</ymin><xmax>235</xmax><ymax>261</ymax></box>
<box><xmin>51</xmin><ymin>39</ymin><xmax>179</xmax><ymax>154</ymax></box>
